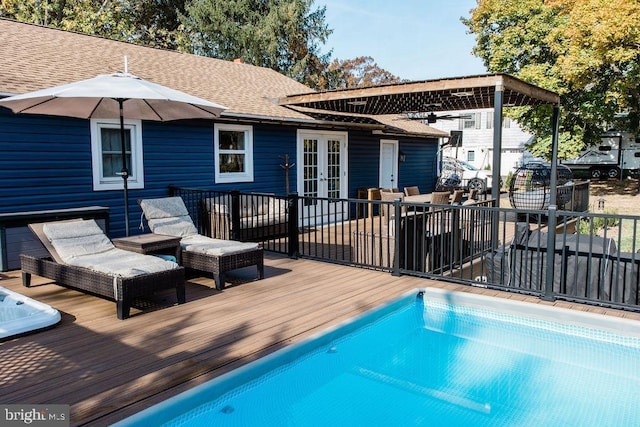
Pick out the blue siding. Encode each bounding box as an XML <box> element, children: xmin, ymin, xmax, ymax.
<box><xmin>348</xmin><ymin>131</ymin><xmax>382</xmax><ymax>195</ymax></box>
<box><xmin>398</xmin><ymin>140</ymin><xmax>440</xmax><ymax>193</ymax></box>
<box><xmin>348</xmin><ymin>130</ymin><xmax>440</xmax><ymax>196</ymax></box>
<box><xmin>0</xmin><ymin>108</ymin><xmax>439</xmax><ymax>237</ymax></box>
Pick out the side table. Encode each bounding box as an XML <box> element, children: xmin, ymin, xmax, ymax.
<box><xmin>112</xmin><ymin>234</ymin><xmax>182</xmax><ymax>264</ymax></box>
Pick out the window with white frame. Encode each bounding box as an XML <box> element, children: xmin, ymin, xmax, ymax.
<box><xmin>90</xmin><ymin>118</ymin><xmax>144</xmax><ymax>190</ymax></box>
<box><xmin>214</xmin><ymin>123</ymin><xmax>254</xmax><ymax>183</ymax></box>
<box><xmin>467</xmin><ymin>150</ymin><xmax>475</xmax><ymax>162</ymax></box>
<box><xmin>459</xmin><ymin>112</ymin><xmax>481</xmax><ymax>130</ymax></box>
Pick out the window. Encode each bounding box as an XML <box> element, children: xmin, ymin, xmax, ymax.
<box><xmin>90</xmin><ymin>119</ymin><xmax>144</xmax><ymax>191</ymax></box>
<box><xmin>459</xmin><ymin>112</ymin><xmax>481</xmax><ymax>130</ymax></box>
<box><xmin>214</xmin><ymin>124</ymin><xmax>254</xmax><ymax>183</ymax></box>
<box><xmin>487</xmin><ymin>111</ymin><xmax>512</xmax><ymax>128</ymax></box>
<box><xmin>467</xmin><ymin>150</ymin><xmax>475</xmax><ymax>162</ymax></box>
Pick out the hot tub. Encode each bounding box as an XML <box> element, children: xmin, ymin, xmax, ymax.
<box><xmin>0</xmin><ymin>286</ymin><xmax>61</xmax><ymax>339</ymax></box>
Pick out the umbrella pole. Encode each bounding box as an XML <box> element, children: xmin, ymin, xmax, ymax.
<box><xmin>118</xmin><ymin>99</ymin><xmax>130</xmax><ymax>237</ymax></box>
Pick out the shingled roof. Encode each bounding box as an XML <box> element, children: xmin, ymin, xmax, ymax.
<box><xmin>0</xmin><ymin>19</ymin><xmax>446</xmax><ymax>138</ymax></box>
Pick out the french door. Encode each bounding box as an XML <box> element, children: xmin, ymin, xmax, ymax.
<box><xmin>297</xmin><ymin>130</ymin><xmax>348</xmax><ymax>225</ymax></box>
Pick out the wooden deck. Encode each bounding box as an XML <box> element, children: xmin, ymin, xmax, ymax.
<box><xmin>1</xmin><ymin>253</ymin><xmax>639</xmax><ymax>426</ymax></box>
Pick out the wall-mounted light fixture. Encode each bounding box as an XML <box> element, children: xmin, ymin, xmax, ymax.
<box><xmin>399</xmin><ymin>150</ymin><xmax>406</xmax><ymax>163</ymax></box>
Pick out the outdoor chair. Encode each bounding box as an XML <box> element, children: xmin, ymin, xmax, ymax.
<box><xmin>451</xmin><ymin>189</ymin><xmax>465</xmax><ymax>204</ymax></box>
<box><xmin>430</xmin><ymin>191</ymin><xmax>452</xmax><ymax>208</ymax></box>
<box><xmin>139</xmin><ymin>196</ymin><xmax>264</xmax><ymax>290</ymax></box>
<box><xmin>379</xmin><ymin>191</ymin><xmax>405</xmax><ymax>227</ymax></box>
<box><xmin>404</xmin><ymin>186</ymin><xmax>420</xmax><ymax>196</ymax></box>
<box><xmin>21</xmin><ymin>219</ymin><xmax>185</xmax><ymax>319</ymax></box>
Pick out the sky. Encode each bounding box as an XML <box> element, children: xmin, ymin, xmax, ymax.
<box><xmin>318</xmin><ymin>0</ymin><xmax>486</xmax><ymax>81</ymax></box>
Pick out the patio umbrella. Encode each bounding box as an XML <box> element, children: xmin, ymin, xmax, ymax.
<box><xmin>0</xmin><ymin>71</ymin><xmax>227</xmax><ymax>236</ymax></box>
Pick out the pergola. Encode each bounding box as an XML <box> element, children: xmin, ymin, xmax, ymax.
<box><xmin>280</xmin><ymin>73</ymin><xmax>561</xmax><ymax>206</ymax></box>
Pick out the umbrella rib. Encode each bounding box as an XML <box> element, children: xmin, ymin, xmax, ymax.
<box><xmin>143</xmin><ymin>100</ymin><xmax>164</xmax><ymax>121</ymax></box>
<box><xmin>88</xmin><ymin>98</ymin><xmax>107</xmax><ymax>118</ymax></box>
<box><xmin>191</xmin><ymin>103</ymin><xmax>222</xmax><ymax>116</ymax></box>
<box><xmin>10</xmin><ymin>98</ymin><xmax>55</xmax><ymax>114</ymax></box>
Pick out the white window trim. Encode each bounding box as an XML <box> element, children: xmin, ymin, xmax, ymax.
<box><xmin>90</xmin><ymin>118</ymin><xmax>144</xmax><ymax>191</ymax></box>
<box><xmin>214</xmin><ymin>123</ymin><xmax>254</xmax><ymax>183</ymax></box>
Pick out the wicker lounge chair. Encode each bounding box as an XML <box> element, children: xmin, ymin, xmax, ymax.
<box><xmin>21</xmin><ymin>219</ymin><xmax>185</xmax><ymax>319</ymax></box>
<box><xmin>139</xmin><ymin>196</ymin><xmax>264</xmax><ymax>290</ymax></box>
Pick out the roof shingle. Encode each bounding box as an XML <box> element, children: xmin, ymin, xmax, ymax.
<box><xmin>0</xmin><ymin>18</ymin><xmax>446</xmax><ymax>137</ymax></box>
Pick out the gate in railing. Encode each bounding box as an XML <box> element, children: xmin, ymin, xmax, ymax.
<box><xmin>170</xmin><ymin>186</ymin><xmax>640</xmax><ymax>313</ymax></box>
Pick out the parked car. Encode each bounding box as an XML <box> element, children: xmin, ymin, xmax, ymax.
<box><xmin>442</xmin><ymin>157</ymin><xmax>495</xmax><ymax>193</ymax></box>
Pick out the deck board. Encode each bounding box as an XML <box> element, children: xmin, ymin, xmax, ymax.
<box><xmin>1</xmin><ymin>253</ymin><xmax>638</xmax><ymax>426</ymax></box>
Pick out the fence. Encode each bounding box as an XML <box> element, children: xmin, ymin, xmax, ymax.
<box><xmin>170</xmin><ymin>185</ymin><xmax>639</xmax><ymax>313</ymax></box>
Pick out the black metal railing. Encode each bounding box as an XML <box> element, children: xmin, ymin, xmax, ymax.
<box><xmin>169</xmin><ymin>185</ymin><xmax>639</xmax><ymax>312</ymax></box>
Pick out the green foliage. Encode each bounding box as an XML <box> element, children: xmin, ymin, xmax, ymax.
<box><xmin>321</xmin><ymin>56</ymin><xmax>404</xmax><ymax>90</ymax></box>
<box><xmin>1</xmin><ymin>0</ymin><xmax>403</xmax><ymax>90</ymax></box>
<box><xmin>0</xmin><ymin>0</ymin><xmax>188</xmax><ymax>50</ymax></box>
<box><xmin>179</xmin><ymin>0</ymin><xmax>332</xmax><ymax>88</ymax></box>
<box><xmin>577</xmin><ymin>211</ymin><xmax>619</xmax><ymax>235</ymax></box>
<box><xmin>463</xmin><ymin>0</ymin><xmax>640</xmax><ymax>158</ymax></box>
<box><xmin>504</xmin><ymin>171</ymin><xmax>514</xmax><ymax>190</ymax></box>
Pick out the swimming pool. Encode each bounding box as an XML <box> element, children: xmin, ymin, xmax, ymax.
<box><xmin>116</xmin><ymin>288</ymin><xmax>640</xmax><ymax>426</ymax></box>
<box><xmin>0</xmin><ymin>286</ymin><xmax>61</xmax><ymax>339</ymax></box>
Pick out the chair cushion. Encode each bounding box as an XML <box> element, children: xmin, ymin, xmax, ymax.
<box><xmin>139</xmin><ymin>196</ymin><xmax>190</xmax><ymax>219</ymax></box>
<box><xmin>70</xmin><ymin>248</ymin><xmax>179</xmax><ymax>277</ymax></box>
<box><xmin>181</xmin><ymin>235</ymin><xmax>259</xmax><ymax>256</ymax></box>
<box><xmin>147</xmin><ymin>216</ymin><xmax>198</xmax><ymax>238</ymax></box>
<box><xmin>29</xmin><ymin>220</ymin><xmax>83</xmax><ymax>264</ymax></box>
<box><xmin>139</xmin><ymin>197</ymin><xmax>198</xmax><ymax>237</ymax></box>
<box><xmin>42</xmin><ymin>219</ymin><xmax>114</xmax><ymax>262</ymax></box>
<box><xmin>37</xmin><ymin>219</ymin><xmax>178</xmax><ymax>277</ymax></box>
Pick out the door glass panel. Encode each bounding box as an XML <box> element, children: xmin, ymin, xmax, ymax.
<box><xmin>303</xmin><ymin>138</ymin><xmax>318</xmax><ymax>204</ymax></box>
<box><xmin>327</xmin><ymin>139</ymin><xmax>341</xmax><ymax>199</ymax></box>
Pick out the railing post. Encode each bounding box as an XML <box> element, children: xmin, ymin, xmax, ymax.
<box><xmin>452</xmin><ymin>206</ymin><xmax>460</xmax><ymax>266</ymax></box>
<box><xmin>287</xmin><ymin>193</ymin><xmax>299</xmax><ymax>258</ymax></box>
<box><xmin>230</xmin><ymin>190</ymin><xmax>241</xmax><ymax>241</ymax></box>
<box><xmin>543</xmin><ymin>205</ymin><xmax>558</xmax><ymax>301</ymax></box>
<box><xmin>392</xmin><ymin>198</ymin><xmax>402</xmax><ymax>276</ymax></box>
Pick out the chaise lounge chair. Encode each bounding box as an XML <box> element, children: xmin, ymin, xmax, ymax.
<box><xmin>21</xmin><ymin>219</ymin><xmax>185</xmax><ymax>319</ymax></box>
<box><xmin>139</xmin><ymin>196</ymin><xmax>264</xmax><ymax>290</ymax></box>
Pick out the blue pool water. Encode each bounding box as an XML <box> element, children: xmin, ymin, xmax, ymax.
<box><xmin>117</xmin><ymin>288</ymin><xmax>640</xmax><ymax>426</ymax></box>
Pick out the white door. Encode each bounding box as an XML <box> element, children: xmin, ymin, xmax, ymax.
<box><xmin>379</xmin><ymin>139</ymin><xmax>399</xmax><ymax>189</ymax></box>
<box><xmin>297</xmin><ymin>131</ymin><xmax>348</xmax><ymax>225</ymax></box>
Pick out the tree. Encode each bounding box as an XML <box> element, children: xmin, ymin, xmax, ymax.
<box><xmin>0</xmin><ymin>0</ymin><xmax>187</xmax><ymax>50</ymax></box>
<box><xmin>1</xmin><ymin>1</ymin><xmax>397</xmax><ymax>91</ymax></box>
<box><xmin>319</xmin><ymin>56</ymin><xmax>404</xmax><ymax>90</ymax></box>
<box><xmin>463</xmin><ymin>0</ymin><xmax>640</xmax><ymax>160</ymax></box>
<box><xmin>179</xmin><ymin>0</ymin><xmax>332</xmax><ymax>88</ymax></box>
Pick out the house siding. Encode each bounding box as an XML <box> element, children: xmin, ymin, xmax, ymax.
<box><xmin>398</xmin><ymin>138</ymin><xmax>439</xmax><ymax>193</ymax></box>
<box><xmin>1</xmin><ymin>109</ymin><xmax>440</xmax><ymax>237</ymax></box>
<box><xmin>348</xmin><ymin>130</ymin><xmax>440</xmax><ymax>195</ymax></box>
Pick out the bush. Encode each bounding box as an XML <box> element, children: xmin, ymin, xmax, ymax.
<box><xmin>577</xmin><ymin>210</ymin><xmax>619</xmax><ymax>234</ymax></box>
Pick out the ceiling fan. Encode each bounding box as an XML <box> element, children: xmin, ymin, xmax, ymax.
<box><xmin>403</xmin><ymin>111</ymin><xmax>472</xmax><ymax>123</ymax></box>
